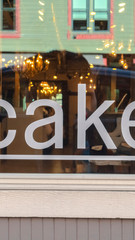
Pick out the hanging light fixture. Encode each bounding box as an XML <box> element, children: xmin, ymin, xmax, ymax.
<box><xmin>39</xmin><ymin>81</ymin><xmax>61</xmax><ymax>96</ymax></box>
<box><xmin>7</xmin><ymin>54</ymin><xmax>50</xmax><ymax>79</ymax></box>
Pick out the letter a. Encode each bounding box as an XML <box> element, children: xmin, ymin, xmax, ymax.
<box><xmin>25</xmin><ymin>99</ymin><xmax>63</xmax><ymax>149</ymax></box>
<box><xmin>77</xmin><ymin>84</ymin><xmax>116</xmax><ymax>149</ymax></box>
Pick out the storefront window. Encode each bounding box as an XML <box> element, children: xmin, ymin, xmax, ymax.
<box><xmin>0</xmin><ymin>0</ymin><xmax>134</xmax><ymax>174</ymax></box>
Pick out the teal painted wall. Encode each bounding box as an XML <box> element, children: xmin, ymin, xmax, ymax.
<box><xmin>1</xmin><ymin>0</ymin><xmax>135</xmax><ymax>54</ymax></box>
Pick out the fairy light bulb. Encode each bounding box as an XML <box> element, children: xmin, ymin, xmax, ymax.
<box><xmin>123</xmin><ymin>62</ymin><xmax>128</xmax><ymax>69</ymax></box>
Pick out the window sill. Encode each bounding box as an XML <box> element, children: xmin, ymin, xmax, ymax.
<box><xmin>0</xmin><ymin>32</ymin><xmax>20</xmax><ymax>38</ymax></box>
<box><xmin>0</xmin><ymin>173</ymin><xmax>135</xmax><ymax>218</ymax></box>
<box><xmin>0</xmin><ymin>173</ymin><xmax>135</xmax><ymax>191</ymax></box>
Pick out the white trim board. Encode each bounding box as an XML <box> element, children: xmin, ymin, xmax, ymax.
<box><xmin>0</xmin><ymin>154</ymin><xmax>134</xmax><ymax>160</ymax></box>
<box><xmin>0</xmin><ymin>174</ymin><xmax>135</xmax><ymax>218</ymax></box>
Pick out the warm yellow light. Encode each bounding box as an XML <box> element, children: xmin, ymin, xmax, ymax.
<box><xmin>39</xmin><ymin>0</ymin><xmax>45</xmax><ymax>6</ymax></box>
<box><xmin>121</xmin><ymin>25</ymin><xmax>124</xmax><ymax>32</ymax></box>
<box><xmin>123</xmin><ymin>63</ymin><xmax>128</xmax><ymax>69</ymax></box>
<box><xmin>39</xmin><ymin>16</ymin><xmax>44</xmax><ymax>21</ymax></box>
<box><xmin>7</xmin><ymin>60</ymin><xmax>13</xmax><ymax>64</ymax></box>
<box><xmin>38</xmin><ymin>10</ymin><xmax>44</xmax><ymax>16</ymax></box>
<box><xmin>119</xmin><ymin>59</ymin><xmax>124</xmax><ymax>65</ymax></box>
<box><xmin>90</xmin><ymin>64</ymin><xmax>94</xmax><ymax>68</ymax></box>
<box><xmin>90</xmin><ymin>79</ymin><xmax>93</xmax><ymax>83</ymax></box>
<box><xmin>104</xmin><ymin>43</ymin><xmax>110</xmax><ymax>48</ymax></box>
<box><xmin>113</xmin><ymin>68</ymin><xmax>117</xmax><ymax>70</ymax></box>
<box><xmin>45</xmin><ymin>59</ymin><xmax>50</xmax><ymax>64</ymax></box>
<box><xmin>2</xmin><ymin>58</ymin><xmax>5</xmax><ymax>62</ymax></box>
<box><xmin>90</xmin><ymin>19</ymin><xmax>94</xmax><ymax>22</ymax></box>
<box><xmin>95</xmin><ymin>55</ymin><xmax>100</xmax><ymax>59</ymax></box>
<box><xmin>90</xmin><ymin>12</ymin><xmax>96</xmax><ymax>15</ymax></box>
<box><xmin>118</xmin><ymin>43</ymin><xmax>124</xmax><ymax>50</ymax></box>
<box><xmin>53</xmin><ymin>75</ymin><xmax>57</xmax><ymax>79</ymax></box>
<box><xmin>111</xmin><ymin>50</ymin><xmax>117</xmax><ymax>57</ymax></box>
<box><xmin>96</xmin><ymin>48</ymin><xmax>103</xmax><ymax>51</ymax></box>
<box><xmin>111</xmin><ymin>41</ymin><xmax>114</xmax><ymax>45</ymax></box>
<box><xmin>80</xmin><ymin>76</ymin><xmax>83</xmax><ymax>80</ymax></box>
<box><xmin>118</xmin><ymin>2</ymin><xmax>126</xmax><ymax>7</ymax></box>
<box><xmin>110</xmin><ymin>25</ymin><xmax>116</xmax><ymax>28</ymax></box>
<box><xmin>119</xmin><ymin>7</ymin><xmax>125</xmax><ymax>13</ymax></box>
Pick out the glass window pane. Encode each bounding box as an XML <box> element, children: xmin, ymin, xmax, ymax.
<box><xmin>95</xmin><ymin>12</ymin><xmax>108</xmax><ymax>20</ymax></box>
<box><xmin>3</xmin><ymin>0</ymin><xmax>14</xmax><ymax>8</ymax></box>
<box><xmin>73</xmin><ymin>0</ymin><xmax>87</xmax><ymax>9</ymax></box>
<box><xmin>95</xmin><ymin>20</ymin><xmax>108</xmax><ymax>30</ymax></box>
<box><xmin>94</xmin><ymin>0</ymin><xmax>108</xmax><ymax>10</ymax></box>
<box><xmin>73</xmin><ymin>12</ymin><xmax>87</xmax><ymax>20</ymax></box>
<box><xmin>3</xmin><ymin>10</ymin><xmax>15</xmax><ymax>30</ymax></box>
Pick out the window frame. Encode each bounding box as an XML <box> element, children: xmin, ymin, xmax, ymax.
<box><xmin>72</xmin><ymin>0</ymin><xmax>89</xmax><ymax>32</ymax></box>
<box><xmin>1</xmin><ymin>0</ymin><xmax>20</xmax><ymax>38</ymax></box>
<box><xmin>68</xmin><ymin>0</ymin><xmax>114</xmax><ymax>40</ymax></box>
<box><xmin>93</xmin><ymin>0</ymin><xmax>110</xmax><ymax>32</ymax></box>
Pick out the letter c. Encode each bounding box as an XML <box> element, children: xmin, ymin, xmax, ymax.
<box><xmin>0</xmin><ymin>100</ymin><xmax>16</xmax><ymax>148</ymax></box>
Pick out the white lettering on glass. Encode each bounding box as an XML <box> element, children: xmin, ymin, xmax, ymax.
<box><xmin>121</xmin><ymin>101</ymin><xmax>135</xmax><ymax>148</ymax></box>
<box><xmin>25</xmin><ymin>99</ymin><xmax>63</xmax><ymax>149</ymax></box>
<box><xmin>1</xmin><ymin>84</ymin><xmax>135</xmax><ymax>151</ymax></box>
<box><xmin>77</xmin><ymin>84</ymin><xmax>117</xmax><ymax>149</ymax></box>
<box><xmin>0</xmin><ymin>100</ymin><xmax>16</xmax><ymax>148</ymax></box>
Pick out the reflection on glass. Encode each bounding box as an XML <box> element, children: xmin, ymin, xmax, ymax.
<box><xmin>73</xmin><ymin>12</ymin><xmax>87</xmax><ymax>30</ymax></box>
<box><xmin>73</xmin><ymin>0</ymin><xmax>87</xmax><ymax>9</ymax></box>
<box><xmin>1</xmin><ymin>0</ymin><xmax>135</xmax><ymax>175</ymax></box>
<box><xmin>3</xmin><ymin>0</ymin><xmax>14</xmax><ymax>8</ymax></box>
<box><xmin>95</xmin><ymin>12</ymin><xmax>108</xmax><ymax>20</ymax></box>
<box><xmin>3</xmin><ymin>11</ymin><xmax>15</xmax><ymax>30</ymax></box>
<box><xmin>94</xmin><ymin>0</ymin><xmax>108</xmax><ymax>10</ymax></box>
<box><xmin>1</xmin><ymin>51</ymin><xmax>135</xmax><ymax>174</ymax></box>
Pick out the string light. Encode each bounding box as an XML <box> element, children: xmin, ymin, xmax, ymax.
<box><xmin>53</xmin><ymin>75</ymin><xmax>58</xmax><ymax>79</ymax></box>
<box><xmin>123</xmin><ymin>62</ymin><xmax>128</xmax><ymax>69</ymax></box>
<box><xmin>119</xmin><ymin>54</ymin><xmax>125</xmax><ymax>65</ymax></box>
